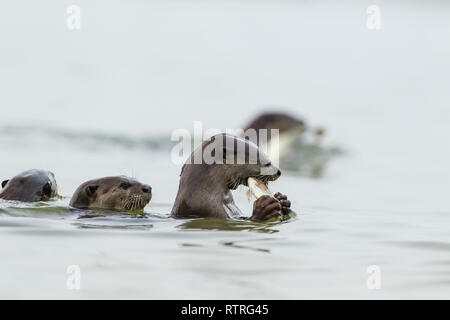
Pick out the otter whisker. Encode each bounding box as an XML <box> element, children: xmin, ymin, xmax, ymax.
<box><xmin>124</xmin><ymin>199</ymin><xmax>131</xmax><ymax>210</ymax></box>
<box><xmin>122</xmin><ymin>194</ymin><xmax>150</xmax><ymax>211</ymax></box>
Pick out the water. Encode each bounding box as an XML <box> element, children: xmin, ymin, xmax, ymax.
<box><xmin>0</xmin><ymin>1</ymin><xmax>449</xmax><ymax>299</ymax></box>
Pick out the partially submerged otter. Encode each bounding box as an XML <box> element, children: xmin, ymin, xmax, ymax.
<box><xmin>243</xmin><ymin>111</ymin><xmax>335</xmax><ymax>177</ymax></box>
<box><xmin>0</xmin><ymin>169</ymin><xmax>58</xmax><ymax>202</ymax></box>
<box><xmin>244</xmin><ymin>112</ymin><xmax>306</xmax><ymax>137</ymax></box>
<box><xmin>242</xmin><ymin>112</ymin><xmax>308</xmax><ymax>160</ymax></box>
<box><xmin>171</xmin><ymin>133</ymin><xmax>291</xmax><ymax>221</ymax></box>
<box><xmin>70</xmin><ymin>176</ymin><xmax>152</xmax><ymax>211</ymax></box>
<box><xmin>243</xmin><ymin>111</ymin><xmax>328</xmax><ymax>147</ymax></box>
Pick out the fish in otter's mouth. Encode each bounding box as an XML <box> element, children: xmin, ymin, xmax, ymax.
<box><xmin>123</xmin><ymin>194</ymin><xmax>152</xmax><ymax>211</ymax></box>
<box><xmin>227</xmin><ymin>173</ymin><xmax>279</xmax><ymax>191</ymax></box>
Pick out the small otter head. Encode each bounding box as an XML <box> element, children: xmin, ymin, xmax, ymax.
<box><xmin>0</xmin><ymin>169</ymin><xmax>58</xmax><ymax>202</ymax></box>
<box><xmin>244</xmin><ymin>112</ymin><xmax>305</xmax><ymax>134</ymax></box>
<box><xmin>70</xmin><ymin>176</ymin><xmax>152</xmax><ymax>211</ymax></box>
<box><xmin>188</xmin><ymin>133</ymin><xmax>281</xmax><ymax>191</ymax></box>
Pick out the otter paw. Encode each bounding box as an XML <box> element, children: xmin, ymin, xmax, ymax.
<box><xmin>274</xmin><ymin>192</ymin><xmax>292</xmax><ymax>216</ymax></box>
<box><xmin>250</xmin><ymin>195</ymin><xmax>282</xmax><ymax>222</ymax></box>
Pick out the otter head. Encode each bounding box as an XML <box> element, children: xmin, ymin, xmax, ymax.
<box><xmin>70</xmin><ymin>176</ymin><xmax>152</xmax><ymax>211</ymax></box>
<box><xmin>187</xmin><ymin>133</ymin><xmax>281</xmax><ymax>191</ymax></box>
<box><xmin>244</xmin><ymin>112</ymin><xmax>305</xmax><ymax>134</ymax></box>
<box><xmin>0</xmin><ymin>169</ymin><xmax>58</xmax><ymax>202</ymax></box>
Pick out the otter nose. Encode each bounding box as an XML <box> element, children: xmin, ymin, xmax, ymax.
<box><xmin>276</xmin><ymin>170</ymin><xmax>281</xmax><ymax>177</ymax></box>
<box><xmin>142</xmin><ymin>185</ymin><xmax>152</xmax><ymax>193</ymax></box>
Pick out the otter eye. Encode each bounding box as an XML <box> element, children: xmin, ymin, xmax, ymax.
<box><xmin>264</xmin><ymin>162</ymin><xmax>272</xmax><ymax>167</ymax></box>
<box><xmin>120</xmin><ymin>182</ymin><xmax>130</xmax><ymax>190</ymax></box>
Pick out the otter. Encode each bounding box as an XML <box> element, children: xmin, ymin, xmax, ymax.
<box><xmin>0</xmin><ymin>169</ymin><xmax>58</xmax><ymax>202</ymax></box>
<box><xmin>242</xmin><ymin>111</ymin><xmax>333</xmax><ymax>178</ymax></box>
<box><xmin>70</xmin><ymin>176</ymin><xmax>152</xmax><ymax>211</ymax></box>
<box><xmin>244</xmin><ymin>112</ymin><xmax>306</xmax><ymax>137</ymax></box>
<box><xmin>242</xmin><ymin>112</ymin><xmax>309</xmax><ymax>159</ymax></box>
<box><xmin>171</xmin><ymin>133</ymin><xmax>291</xmax><ymax>221</ymax></box>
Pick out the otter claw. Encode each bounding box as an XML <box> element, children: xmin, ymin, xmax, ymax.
<box><xmin>250</xmin><ymin>195</ymin><xmax>282</xmax><ymax>222</ymax></box>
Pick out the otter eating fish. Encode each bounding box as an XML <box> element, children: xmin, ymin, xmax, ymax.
<box><xmin>171</xmin><ymin>133</ymin><xmax>292</xmax><ymax>222</ymax></box>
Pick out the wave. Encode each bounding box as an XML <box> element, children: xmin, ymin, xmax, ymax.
<box><xmin>0</xmin><ymin>124</ymin><xmax>344</xmax><ymax>178</ymax></box>
<box><xmin>0</xmin><ymin>125</ymin><xmax>174</xmax><ymax>151</ymax></box>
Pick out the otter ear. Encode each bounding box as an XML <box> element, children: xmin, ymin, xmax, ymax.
<box><xmin>86</xmin><ymin>185</ymin><xmax>99</xmax><ymax>197</ymax></box>
<box><xmin>42</xmin><ymin>182</ymin><xmax>52</xmax><ymax>196</ymax></box>
<box><xmin>1</xmin><ymin>180</ymin><xmax>9</xmax><ymax>189</ymax></box>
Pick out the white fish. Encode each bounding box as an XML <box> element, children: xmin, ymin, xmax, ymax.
<box><xmin>246</xmin><ymin>177</ymin><xmax>272</xmax><ymax>200</ymax></box>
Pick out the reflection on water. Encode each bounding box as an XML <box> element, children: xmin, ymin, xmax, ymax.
<box><xmin>281</xmin><ymin>139</ymin><xmax>344</xmax><ymax>178</ymax></box>
<box><xmin>0</xmin><ymin>199</ymin><xmax>291</xmax><ymax>234</ymax></box>
<box><xmin>0</xmin><ymin>200</ymin><xmax>159</xmax><ymax>229</ymax></box>
<box><xmin>74</xmin><ymin>223</ymin><xmax>154</xmax><ymax>230</ymax></box>
<box><xmin>72</xmin><ymin>209</ymin><xmax>159</xmax><ymax>230</ymax></box>
<box><xmin>0</xmin><ymin>202</ymin><xmax>71</xmax><ymax>218</ymax></box>
<box><xmin>221</xmin><ymin>239</ymin><xmax>273</xmax><ymax>253</ymax></box>
<box><xmin>180</xmin><ymin>239</ymin><xmax>273</xmax><ymax>254</ymax></box>
<box><xmin>177</xmin><ymin>218</ymin><xmax>281</xmax><ymax>234</ymax></box>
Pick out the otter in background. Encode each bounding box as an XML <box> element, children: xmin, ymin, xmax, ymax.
<box><xmin>242</xmin><ymin>111</ymin><xmax>337</xmax><ymax>177</ymax></box>
<box><xmin>0</xmin><ymin>169</ymin><xmax>58</xmax><ymax>202</ymax></box>
<box><xmin>243</xmin><ymin>112</ymin><xmax>309</xmax><ymax>160</ymax></box>
<box><xmin>244</xmin><ymin>112</ymin><xmax>307</xmax><ymax>137</ymax></box>
<box><xmin>243</xmin><ymin>111</ymin><xmax>327</xmax><ymax>151</ymax></box>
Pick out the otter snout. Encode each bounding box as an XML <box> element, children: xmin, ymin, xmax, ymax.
<box><xmin>142</xmin><ymin>185</ymin><xmax>152</xmax><ymax>194</ymax></box>
<box><xmin>260</xmin><ymin>163</ymin><xmax>281</xmax><ymax>179</ymax></box>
